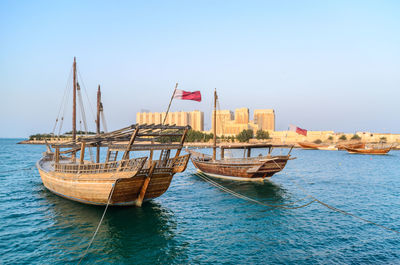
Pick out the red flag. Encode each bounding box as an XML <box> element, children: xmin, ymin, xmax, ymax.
<box><xmin>173</xmin><ymin>89</ymin><xmax>201</xmax><ymax>102</ymax></box>
<box><xmin>289</xmin><ymin>124</ymin><xmax>307</xmax><ymax>136</ymax></box>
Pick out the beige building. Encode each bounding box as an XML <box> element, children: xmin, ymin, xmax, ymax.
<box><xmin>211</xmin><ymin>110</ymin><xmax>234</xmax><ymax>136</ymax></box>
<box><xmin>211</xmin><ymin>107</ymin><xmax>275</xmax><ymax>136</ymax></box>
<box><xmin>254</xmin><ymin>109</ymin><xmax>275</xmax><ymax>131</ymax></box>
<box><xmin>235</xmin><ymin>108</ymin><xmax>249</xmax><ymax>124</ymax></box>
<box><xmin>136</xmin><ymin>110</ymin><xmax>204</xmax><ymax>131</ymax></box>
<box><xmin>188</xmin><ymin>110</ymin><xmax>204</xmax><ymax>131</ymax></box>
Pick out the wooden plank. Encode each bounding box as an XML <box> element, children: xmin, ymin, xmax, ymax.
<box><xmin>136</xmin><ymin>162</ymin><xmax>156</xmax><ymax>207</ymax></box>
<box><xmin>79</xmin><ymin>141</ymin><xmax>86</xmax><ymax>164</ymax></box>
<box><xmin>122</xmin><ymin>127</ymin><xmax>139</xmax><ymax>160</ymax></box>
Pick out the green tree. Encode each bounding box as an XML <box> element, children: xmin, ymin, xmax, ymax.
<box><xmin>185</xmin><ymin>130</ymin><xmax>214</xmax><ymax>142</ymax></box>
<box><xmin>339</xmin><ymin>135</ymin><xmax>347</xmax><ymax>141</ymax></box>
<box><xmin>351</xmin><ymin>134</ymin><xmax>361</xmax><ymax>140</ymax></box>
<box><xmin>236</xmin><ymin>129</ymin><xmax>254</xmax><ymax>143</ymax></box>
<box><xmin>256</xmin><ymin>130</ymin><xmax>270</xmax><ymax>140</ymax></box>
<box><xmin>328</xmin><ymin>136</ymin><xmax>333</xmax><ymax>141</ymax></box>
<box><xmin>313</xmin><ymin>139</ymin><xmax>322</xmax><ymax>144</ymax></box>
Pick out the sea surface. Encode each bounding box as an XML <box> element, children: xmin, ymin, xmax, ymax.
<box><xmin>0</xmin><ymin>138</ymin><xmax>399</xmax><ymax>264</ymax></box>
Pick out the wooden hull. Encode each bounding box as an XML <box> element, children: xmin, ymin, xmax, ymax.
<box><xmin>344</xmin><ymin>147</ymin><xmax>391</xmax><ymax>155</ymax></box>
<box><xmin>37</xmin><ymin>155</ymin><xmax>190</xmax><ymax>206</ymax></box>
<box><xmin>191</xmin><ymin>156</ymin><xmax>290</xmax><ymax>180</ymax></box>
<box><xmin>317</xmin><ymin>145</ymin><xmax>338</xmax><ymax>151</ymax></box>
<box><xmin>298</xmin><ymin>142</ymin><xmax>328</xmax><ymax>150</ymax></box>
<box><xmin>337</xmin><ymin>142</ymin><xmax>365</xmax><ymax>150</ymax></box>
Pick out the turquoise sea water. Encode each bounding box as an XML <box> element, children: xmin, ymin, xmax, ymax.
<box><xmin>0</xmin><ymin>138</ymin><xmax>399</xmax><ymax>264</ymax></box>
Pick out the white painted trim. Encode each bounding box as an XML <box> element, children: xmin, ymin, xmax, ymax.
<box><xmin>197</xmin><ymin>169</ymin><xmax>266</xmax><ymax>182</ymax></box>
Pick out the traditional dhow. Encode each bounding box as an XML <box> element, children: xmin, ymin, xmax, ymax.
<box><xmin>36</xmin><ymin>57</ymin><xmax>190</xmax><ymax>206</ymax></box>
<box><xmin>336</xmin><ymin>141</ymin><xmax>365</xmax><ymax>150</ymax></box>
<box><xmin>190</xmin><ymin>144</ymin><xmax>294</xmax><ymax>181</ymax></box>
<box><xmin>189</xmin><ymin>89</ymin><xmax>294</xmax><ymax>181</ymax></box>
<box><xmin>297</xmin><ymin>141</ymin><xmax>327</xmax><ymax>150</ymax></box>
<box><xmin>344</xmin><ymin>146</ymin><xmax>391</xmax><ymax>155</ymax></box>
<box><xmin>37</xmin><ymin>124</ymin><xmax>191</xmax><ymax>206</ymax></box>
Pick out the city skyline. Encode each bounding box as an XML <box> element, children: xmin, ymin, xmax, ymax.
<box><xmin>136</xmin><ymin>108</ymin><xmax>274</xmax><ymax>135</ymax></box>
<box><xmin>1</xmin><ymin>1</ymin><xmax>400</xmax><ymax>137</ymax></box>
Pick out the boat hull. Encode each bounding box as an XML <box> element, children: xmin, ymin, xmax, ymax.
<box><xmin>298</xmin><ymin>142</ymin><xmax>328</xmax><ymax>150</ymax></box>
<box><xmin>344</xmin><ymin>147</ymin><xmax>391</xmax><ymax>155</ymax></box>
<box><xmin>196</xmin><ymin>169</ymin><xmax>266</xmax><ymax>182</ymax></box>
<box><xmin>191</xmin><ymin>156</ymin><xmax>289</xmax><ymax>180</ymax></box>
<box><xmin>336</xmin><ymin>142</ymin><xmax>365</xmax><ymax>150</ymax></box>
<box><xmin>37</xmin><ymin>155</ymin><xmax>190</xmax><ymax>206</ymax></box>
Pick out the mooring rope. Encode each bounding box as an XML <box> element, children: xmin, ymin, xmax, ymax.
<box><xmin>269</xmin><ymin>159</ymin><xmax>400</xmax><ymax>234</ymax></box>
<box><xmin>289</xmin><ymin>171</ymin><xmax>400</xmax><ymax>234</ymax></box>
<box><xmin>195</xmin><ymin>172</ymin><xmax>316</xmax><ymax>209</ymax></box>
<box><xmin>0</xmin><ymin>166</ymin><xmax>36</xmax><ymax>174</ymax></box>
<box><xmin>77</xmin><ymin>180</ymin><xmax>118</xmax><ymax>265</ymax></box>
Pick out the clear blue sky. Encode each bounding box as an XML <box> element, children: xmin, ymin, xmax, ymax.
<box><xmin>1</xmin><ymin>0</ymin><xmax>399</xmax><ymax>137</ymax></box>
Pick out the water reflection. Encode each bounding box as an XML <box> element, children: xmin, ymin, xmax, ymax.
<box><xmin>38</xmin><ymin>189</ymin><xmax>187</xmax><ymax>264</ymax></box>
<box><xmin>191</xmin><ymin>173</ymin><xmax>291</xmax><ymax>205</ymax></box>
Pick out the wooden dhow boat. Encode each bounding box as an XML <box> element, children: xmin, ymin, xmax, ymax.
<box><xmin>344</xmin><ymin>146</ymin><xmax>391</xmax><ymax>155</ymax></box>
<box><xmin>297</xmin><ymin>141</ymin><xmax>328</xmax><ymax>150</ymax></box>
<box><xmin>37</xmin><ymin>124</ymin><xmax>190</xmax><ymax>206</ymax></box>
<box><xmin>336</xmin><ymin>141</ymin><xmax>365</xmax><ymax>150</ymax></box>
<box><xmin>36</xmin><ymin>58</ymin><xmax>190</xmax><ymax>206</ymax></box>
<box><xmin>189</xmin><ymin>89</ymin><xmax>295</xmax><ymax>181</ymax></box>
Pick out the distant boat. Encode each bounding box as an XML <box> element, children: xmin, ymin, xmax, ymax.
<box><xmin>344</xmin><ymin>146</ymin><xmax>391</xmax><ymax>155</ymax></box>
<box><xmin>298</xmin><ymin>142</ymin><xmax>328</xmax><ymax>150</ymax></box>
<box><xmin>316</xmin><ymin>145</ymin><xmax>338</xmax><ymax>151</ymax></box>
<box><xmin>336</xmin><ymin>141</ymin><xmax>365</xmax><ymax>150</ymax></box>
<box><xmin>189</xmin><ymin>89</ymin><xmax>294</xmax><ymax>181</ymax></box>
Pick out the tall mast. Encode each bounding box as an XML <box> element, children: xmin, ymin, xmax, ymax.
<box><xmin>72</xmin><ymin>57</ymin><xmax>77</xmax><ymax>141</ymax></box>
<box><xmin>96</xmin><ymin>85</ymin><xmax>101</xmax><ymax>163</ymax></box>
<box><xmin>96</xmin><ymin>85</ymin><xmax>101</xmax><ymax>135</ymax></box>
<box><xmin>213</xmin><ymin>88</ymin><xmax>217</xmax><ymax>161</ymax></box>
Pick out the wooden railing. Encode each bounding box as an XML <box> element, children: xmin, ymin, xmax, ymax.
<box><xmin>54</xmin><ymin>157</ymin><xmax>147</xmax><ymax>174</ymax></box>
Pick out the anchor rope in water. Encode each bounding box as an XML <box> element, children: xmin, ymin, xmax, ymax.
<box><xmin>0</xmin><ymin>166</ymin><xmax>36</xmax><ymax>174</ymax></box>
<box><xmin>269</xmin><ymin>159</ymin><xmax>400</xmax><ymax>234</ymax></box>
<box><xmin>77</xmin><ymin>180</ymin><xmax>118</xmax><ymax>265</ymax></box>
<box><xmin>195</xmin><ymin>172</ymin><xmax>316</xmax><ymax>209</ymax></box>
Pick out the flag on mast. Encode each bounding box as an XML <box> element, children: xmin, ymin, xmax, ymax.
<box><xmin>289</xmin><ymin>124</ymin><xmax>307</xmax><ymax>136</ymax></box>
<box><xmin>173</xmin><ymin>89</ymin><xmax>202</xmax><ymax>102</ymax></box>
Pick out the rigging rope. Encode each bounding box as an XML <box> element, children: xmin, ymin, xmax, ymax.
<box><xmin>77</xmin><ymin>67</ymin><xmax>96</xmax><ymax>124</ymax></box>
<box><xmin>58</xmin><ymin>78</ymin><xmax>72</xmax><ymax>136</ymax></box>
<box><xmin>77</xmin><ymin>87</ymin><xmax>94</xmax><ymax>162</ymax></box>
<box><xmin>101</xmin><ymin>111</ymin><xmax>108</xmax><ymax>133</ymax></box>
<box><xmin>77</xmin><ymin>181</ymin><xmax>117</xmax><ymax>265</ymax></box>
<box><xmin>52</xmin><ymin>67</ymin><xmax>73</xmax><ymax>135</ymax></box>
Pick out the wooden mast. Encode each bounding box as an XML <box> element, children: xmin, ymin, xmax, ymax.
<box><xmin>162</xmin><ymin>83</ymin><xmax>179</xmax><ymax>125</ymax></box>
<box><xmin>72</xmin><ymin>57</ymin><xmax>77</xmax><ymax>141</ymax></box>
<box><xmin>213</xmin><ymin>88</ymin><xmax>217</xmax><ymax>161</ymax></box>
<box><xmin>72</xmin><ymin>57</ymin><xmax>77</xmax><ymax>161</ymax></box>
<box><xmin>96</xmin><ymin>85</ymin><xmax>101</xmax><ymax>163</ymax></box>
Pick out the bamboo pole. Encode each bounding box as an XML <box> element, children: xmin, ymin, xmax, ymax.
<box><xmin>162</xmin><ymin>83</ymin><xmax>178</xmax><ymax>125</ymax></box>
